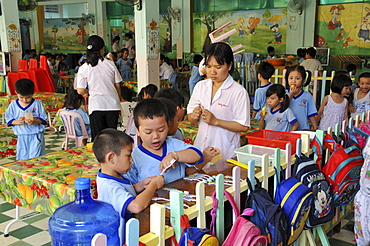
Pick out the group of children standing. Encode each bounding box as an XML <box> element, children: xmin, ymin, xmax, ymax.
<box><xmin>253</xmin><ymin>61</ymin><xmax>370</xmax><ymax>133</ymax></box>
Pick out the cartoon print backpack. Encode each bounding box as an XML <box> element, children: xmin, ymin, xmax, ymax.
<box><xmin>245</xmin><ymin>178</ymin><xmax>288</xmax><ymax>246</ymax></box>
<box><xmin>292</xmin><ymin>153</ymin><xmax>335</xmax><ymax>228</ymax></box>
<box><xmin>213</xmin><ymin>191</ymin><xmax>268</xmax><ymax>246</ymax></box>
<box><xmin>274</xmin><ymin>177</ymin><xmax>313</xmax><ymax>245</ymax></box>
<box><xmin>172</xmin><ymin>214</ymin><xmax>219</xmax><ymax>246</ymax></box>
<box><xmin>323</xmin><ymin>133</ymin><xmax>363</xmax><ymax>206</ymax></box>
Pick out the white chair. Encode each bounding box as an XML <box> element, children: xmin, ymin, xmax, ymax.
<box><xmin>59</xmin><ymin>110</ymin><xmax>90</xmax><ymax>149</ymax></box>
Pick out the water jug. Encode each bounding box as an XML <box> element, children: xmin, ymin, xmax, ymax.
<box><xmin>48</xmin><ymin>177</ymin><xmax>120</xmax><ymax>245</ymax></box>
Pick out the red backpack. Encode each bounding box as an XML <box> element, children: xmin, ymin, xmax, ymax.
<box><xmin>321</xmin><ymin>133</ymin><xmax>363</xmax><ymax>207</ymax></box>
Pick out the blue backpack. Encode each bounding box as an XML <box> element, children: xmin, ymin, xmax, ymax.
<box><xmin>292</xmin><ymin>153</ymin><xmax>335</xmax><ymax>228</ymax></box>
<box><xmin>245</xmin><ymin>178</ymin><xmax>288</xmax><ymax>246</ymax></box>
<box><xmin>275</xmin><ymin>177</ymin><xmax>313</xmax><ymax>245</ymax></box>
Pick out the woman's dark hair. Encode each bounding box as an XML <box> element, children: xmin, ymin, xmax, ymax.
<box><xmin>125</xmin><ymin>33</ymin><xmax>133</xmax><ymax>39</ymax></box>
<box><xmin>204</xmin><ymin>42</ymin><xmax>234</xmax><ymax>75</ymax></box>
<box><xmin>331</xmin><ymin>74</ymin><xmax>352</xmax><ymax>94</ymax></box>
<box><xmin>112</xmin><ymin>36</ymin><xmax>120</xmax><ymax>43</ymax></box>
<box><xmin>266</xmin><ymin>84</ymin><xmax>290</xmax><ymax>113</ymax></box>
<box><xmin>65</xmin><ymin>89</ymin><xmax>83</xmax><ymax>109</ymax></box>
<box><xmin>86</xmin><ymin>35</ymin><xmax>105</xmax><ymax>67</ymax></box>
<box><xmin>285</xmin><ymin>65</ymin><xmax>312</xmax><ymax>87</ymax></box>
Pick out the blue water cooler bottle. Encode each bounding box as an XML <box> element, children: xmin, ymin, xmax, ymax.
<box><xmin>49</xmin><ymin>177</ymin><xmax>120</xmax><ymax>245</ymax></box>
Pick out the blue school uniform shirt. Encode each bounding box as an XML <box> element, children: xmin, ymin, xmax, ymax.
<box><xmin>116</xmin><ymin>58</ymin><xmax>132</xmax><ymax>75</ymax></box>
<box><xmin>61</xmin><ymin>107</ymin><xmax>91</xmax><ymax>136</ymax></box>
<box><xmin>264</xmin><ymin>107</ymin><xmax>297</xmax><ymax>132</ymax></box>
<box><xmin>124</xmin><ymin>137</ymin><xmax>203</xmax><ymax>184</ymax></box>
<box><xmin>96</xmin><ymin>170</ymin><xmax>136</xmax><ymax>246</ymax></box>
<box><xmin>287</xmin><ymin>89</ymin><xmax>317</xmax><ymax>130</ymax></box>
<box><xmin>5</xmin><ymin>98</ymin><xmax>47</xmax><ymax>135</ymax></box>
<box><xmin>253</xmin><ymin>82</ymin><xmax>272</xmax><ymax>120</ymax></box>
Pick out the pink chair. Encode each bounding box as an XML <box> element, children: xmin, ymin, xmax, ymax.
<box><xmin>59</xmin><ymin>110</ymin><xmax>90</xmax><ymax>149</ymax></box>
<box><xmin>125</xmin><ymin>113</ymin><xmax>139</xmax><ymax>148</ymax></box>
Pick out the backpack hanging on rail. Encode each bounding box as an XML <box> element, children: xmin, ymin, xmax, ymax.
<box><xmin>292</xmin><ymin>153</ymin><xmax>335</xmax><ymax>228</ymax></box>
<box><xmin>211</xmin><ymin>190</ymin><xmax>268</xmax><ymax>246</ymax></box>
<box><xmin>322</xmin><ymin>133</ymin><xmax>363</xmax><ymax>207</ymax></box>
<box><xmin>274</xmin><ymin>176</ymin><xmax>313</xmax><ymax>245</ymax></box>
<box><xmin>171</xmin><ymin>214</ymin><xmax>219</xmax><ymax>246</ymax></box>
<box><xmin>245</xmin><ymin>178</ymin><xmax>288</xmax><ymax>246</ymax></box>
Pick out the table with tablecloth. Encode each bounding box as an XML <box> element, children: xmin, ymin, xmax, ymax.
<box><xmin>0</xmin><ymin>147</ymin><xmax>99</xmax><ymax>215</ymax></box>
<box><xmin>0</xmin><ymin>124</ymin><xmax>17</xmax><ymax>158</ymax></box>
<box><xmin>122</xmin><ymin>80</ymin><xmax>138</xmax><ymax>93</ymax></box>
<box><xmin>0</xmin><ymin>92</ymin><xmax>66</xmax><ymax>126</ymax></box>
<box><xmin>178</xmin><ymin>119</ymin><xmax>260</xmax><ymax>146</ymax></box>
<box><xmin>0</xmin><ymin>92</ymin><xmax>66</xmax><ymax>114</ymax></box>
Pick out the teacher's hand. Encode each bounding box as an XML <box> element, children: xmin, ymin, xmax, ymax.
<box><xmin>190</xmin><ymin>105</ymin><xmax>203</xmax><ymax>122</ymax></box>
<box><xmin>201</xmin><ymin>109</ymin><xmax>217</xmax><ymax>126</ymax></box>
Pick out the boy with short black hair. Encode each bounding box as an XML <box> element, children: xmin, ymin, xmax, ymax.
<box><xmin>125</xmin><ymin>98</ymin><xmax>204</xmax><ymax>184</ymax></box>
<box><xmin>94</xmin><ymin>128</ymin><xmax>164</xmax><ymax>246</ymax></box>
<box><xmin>5</xmin><ymin>79</ymin><xmax>47</xmax><ymax>160</ymax></box>
<box><xmin>267</xmin><ymin>46</ymin><xmax>275</xmax><ymax>59</ymax></box>
<box><xmin>252</xmin><ymin>61</ymin><xmax>275</xmax><ymax>119</ymax></box>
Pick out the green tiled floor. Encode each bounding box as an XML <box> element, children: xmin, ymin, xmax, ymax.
<box><xmin>0</xmin><ymin>129</ymin><xmax>359</xmax><ymax>245</ymax></box>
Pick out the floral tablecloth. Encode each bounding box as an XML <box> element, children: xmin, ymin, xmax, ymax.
<box><xmin>178</xmin><ymin>119</ymin><xmax>260</xmax><ymax>146</ymax></box>
<box><xmin>122</xmin><ymin>80</ymin><xmax>138</xmax><ymax>93</ymax></box>
<box><xmin>0</xmin><ymin>147</ymin><xmax>100</xmax><ymax>215</ymax></box>
<box><xmin>0</xmin><ymin>92</ymin><xmax>66</xmax><ymax>113</ymax></box>
<box><xmin>0</xmin><ymin>124</ymin><xmax>17</xmax><ymax>158</ymax></box>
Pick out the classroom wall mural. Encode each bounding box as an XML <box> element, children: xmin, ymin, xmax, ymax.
<box><xmin>43</xmin><ymin>18</ymin><xmax>90</xmax><ymax>52</ymax></box>
<box><xmin>119</xmin><ymin>8</ymin><xmax>287</xmax><ymax>59</ymax></box>
<box><xmin>316</xmin><ymin>2</ymin><xmax>370</xmax><ymax>55</ymax></box>
<box><xmin>192</xmin><ymin>8</ymin><xmax>287</xmax><ymax>56</ymax></box>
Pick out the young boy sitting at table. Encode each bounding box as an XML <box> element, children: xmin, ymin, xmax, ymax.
<box><xmin>124</xmin><ymin>98</ymin><xmax>205</xmax><ymax>184</ymax></box>
<box><xmin>94</xmin><ymin>128</ymin><xmax>164</xmax><ymax>246</ymax></box>
<box><xmin>5</xmin><ymin>79</ymin><xmax>47</xmax><ymax>160</ymax></box>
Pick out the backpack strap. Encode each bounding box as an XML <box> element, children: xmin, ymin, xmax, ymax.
<box><xmin>324</xmin><ymin>133</ymin><xmax>342</xmax><ymax>153</ymax></box>
<box><xmin>210</xmin><ymin>190</ymin><xmax>247</xmax><ymax>236</ymax></box>
<box><xmin>170</xmin><ymin>214</ymin><xmax>191</xmax><ymax>246</ymax></box>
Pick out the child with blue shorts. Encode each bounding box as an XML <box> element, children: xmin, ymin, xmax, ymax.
<box><xmin>124</xmin><ymin>98</ymin><xmax>205</xmax><ymax>184</ymax></box>
<box><xmin>5</xmin><ymin>79</ymin><xmax>47</xmax><ymax>160</ymax></box>
<box><xmin>94</xmin><ymin>128</ymin><xmax>164</xmax><ymax>245</ymax></box>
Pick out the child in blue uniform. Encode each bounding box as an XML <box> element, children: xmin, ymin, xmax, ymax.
<box><xmin>124</xmin><ymin>98</ymin><xmax>204</xmax><ymax>184</ymax></box>
<box><xmin>94</xmin><ymin>129</ymin><xmax>164</xmax><ymax>245</ymax></box>
<box><xmin>252</xmin><ymin>61</ymin><xmax>275</xmax><ymax>119</ymax></box>
<box><xmin>5</xmin><ymin>79</ymin><xmax>47</xmax><ymax>160</ymax></box>
<box><xmin>62</xmin><ymin>89</ymin><xmax>91</xmax><ymax>145</ymax></box>
<box><xmin>259</xmin><ymin>84</ymin><xmax>298</xmax><ymax>132</ymax></box>
<box><xmin>116</xmin><ymin>48</ymin><xmax>132</xmax><ymax>80</ymax></box>
<box><xmin>286</xmin><ymin>65</ymin><xmax>318</xmax><ymax>130</ymax></box>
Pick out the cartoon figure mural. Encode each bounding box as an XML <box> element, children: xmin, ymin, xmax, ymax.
<box><xmin>270</xmin><ymin>23</ymin><xmax>282</xmax><ymax>44</ymax></box>
<box><xmin>328</xmin><ymin>4</ymin><xmax>345</xmax><ymax>30</ymax></box>
<box><xmin>248</xmin><ymin>17</ymin><xmax>260</xmax><ymax>35</ymax></box>
<box><xmin>237</xmin><ymin>18</ymin><xmax>245</xmax><ymax>37</ymax></box>
<box><xmin>354</xmin><ymin>7</ymin><xmax>370</xmax><ymax>43</ymax></box>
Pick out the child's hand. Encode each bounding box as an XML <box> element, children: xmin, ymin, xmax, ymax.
<box><xmin>25</xmin><ymin>118</ymin><xmax>37</xmax><ymax>125</ymax></box>
<box><xmin>201</xmin><ymin>109</ymin><xmax>217</xmax><ymax>125</ymax></box>
<box><xmin>151</xmin><ymin>175</ymin><xmax>164</xmax><ymax>189</ymax></box>
<box><xmin>349</xmin><ymin>105</ymin><xmax>356</xmax><ymax>113</ymax></box>
<box><xmin>191</xmin><ymin>105</ymin><xmax>203</xmax><ymax>122</ymax></box>
<box><xmin>141</xmin><ymin>176</ymin><xmax>154</xmax><ymax>189</ymax></box>
<box><xmin>15</xmin><ymin>117</ymin><xmax>25</xmax><ymax>125</ymax></box>
<box><xmin>159</xmin><ymin>153</ymin><xmax>177</xmax><ymax>173</ymax></box>
<box><xmin>203</xmin><ymin>146</ymin><xmax>219</xmax><ymax>163</ymax></box>
<box><xmin>289</xmin><ymin>86</ymin><xmax>300</xmax><ymax>97</ymax></box>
